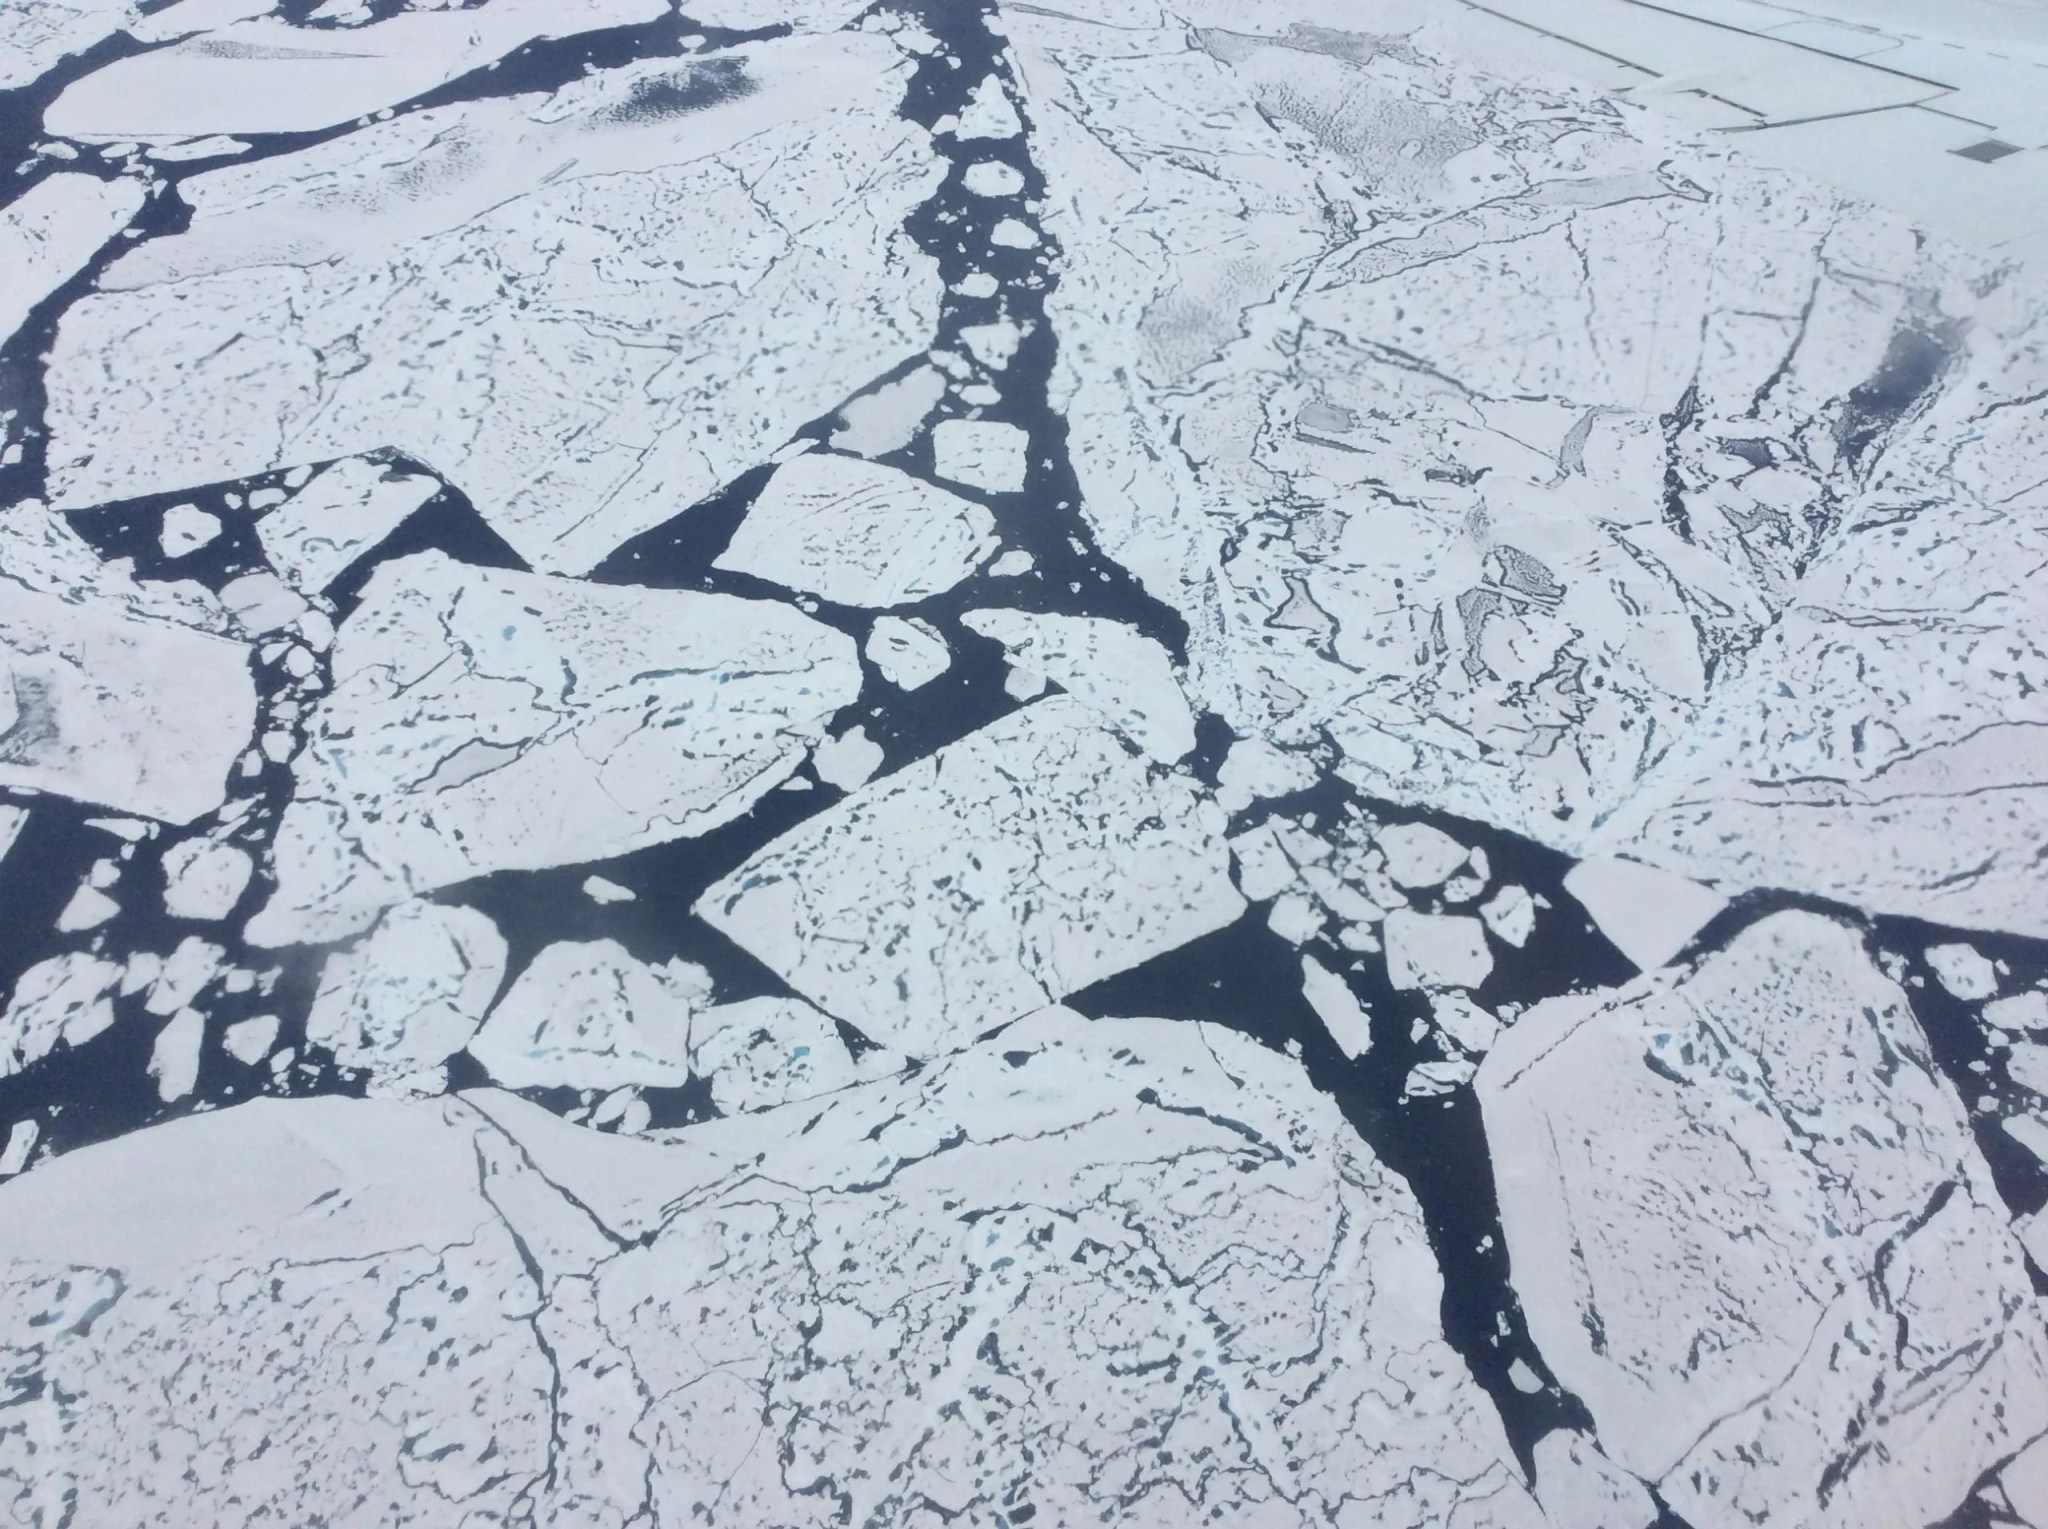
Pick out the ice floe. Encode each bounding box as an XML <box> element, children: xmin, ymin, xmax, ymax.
<box><xmin>696</xmin><ymin>696</ymin><xmax>1244</xmax><ymax>1056</ymax></box>
<box><xmin>248</xmin><ymin>552</ymin><xmax>859</xmax><ymax>946</ymax></box>
<box><xmin>467</xmin><ymin>939</ymin><xmax>706</xmax><ymax>1092</ymax></box>
<box><xmin>961</xmin><ymin>607</ymin><xmax>1195</xmax><ymax>761</ymax></box>
<box><xmin>0</xmin><ymin>174</ymin><xmax>145</xmax><ymax>352</ymax></box>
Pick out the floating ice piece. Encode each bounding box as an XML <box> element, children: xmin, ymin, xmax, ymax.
<box><xmin>220</xmin><ymin>1014</ymin><xmax>278</xmax><ymax>1067</ymax></box>
<box><xmin>963</xmin><ymin>608</ymin><xmax>1195</xmax><ymax>762</ymax></box>
<box><xmin>158</xmin><ymin>504</ymin><xmax>221</xmax><ymax>560</ymax></box>
<box><xmin>812</xmin><ymin>727</ymin><xmax>884</xmax><ymax>792</ymax></box>
<box><xmin>1481</xmin><ymin>884</ymin><xmax>1536</xmax><ymax>947</ymax></box>
<box><xmin>689</xmin><ymin>995</ymin><xmax>860</xmax><ymax>1115</ymax></box>
<box><xmin>955</xmin><ymin>270</ymin><xmax>999</xmax><ymax>299</ymax></box>
<box><xmin>1</xmin><ymin>953</ymin><xmax>121</xmax><ymax>1077</ymax></box>
<box><xmin>582</xmin><ymin>876</ymin><xmax>636</xmax><ymax>906</ymax></box>
<box><xmin>0</xmin><ymin>173</ymin><xmax>145</xmax><ymax>351</ymax></box>
<box><xmin>958</xmin><ymin>317</ymin><xmax>1029</xmax><ymax>370</ymax></box>
<box><xmin>216</xmin><ymin>571</ymin><xmax>308</xmax><ymax>637</ymax></box>
<box><xmin>1229</xmin><ymin>821</ymin><xmax>1295</xmax><ymax>903</ymax></box>
<box><xmin>989</xmin><ymin>217</ymin><xmax>1036</xmax><ymax>249</ymax></box>
<box><xmin>144</xmin><ymin>936</ymin><xmax>222</xmax><ymax>1017</ymax></box>
<box><xmin>930</xmin><ymin>419</ymin><xmax>1028</xmax><ymax>494</ymax></box>
<box><xmin>56</xmin><ymin>883</ymin><xmax>119</xmax><ymax>932</ymax></box>
<box><xmin>0</xmin><ymin>1012</ymin><xmax>1542</xmax><ymax>1527</ymax></box>
<box><xmin>307</xmin><ymin>901</ymin><xmax>507</xmax><ymax>1096</ymax></box>
<box><xmin>716</xmin><ymin>454</ymin><xmax>997</xmax><ymax>607</ymax></box>
<box><xmin>1432</xmin><ymin>992</ymin><xmax>1500</xmax><ymax>1054</ymax></box>
<box><xmin>696</xmin><ymin>697</ymin><xmax>1244</xmax><ymax>1056</ymax></box>
<box><xmin>961</xmin><ymin>161</ymin><xmax>1024</xmax><ymax>198</ymax></box>
<box><xmin>46</xmin><ymin>0</ymin><xmax>669</xmax><ymax>138</ymax></box>
<box><xmin>1479</xmin><ymin>911</ymin><xmax>2048</xmax><ymax>1528</ymax></box>
<box><xmin>2009</xmin><ymin>1044</ymin><xmax>2048</xmax><ymax>1099</ymax></box>
<box><xmin>468</xmin><ymin>940</ymin><xmax>708</xmax><ymax>1092</ymax></box>
<box><xmin>1563</xmin><ymin>856</ymin><xmax>1728</xmax><ymax>974</ymax></box>
<box><xmin>248</xmin><ymin>552</ymin><xmax>859</xmax><ymax>946</ymax></box>
<box><xmin>953</xmin><ymin>73</ymin><xmax>1023</xmax><ymax>139</ymax></box>
<box><xmin>148</xmin><ymin>1008</ymin><xmax>205</xmax><ymax>1102</ymax></box>
<box><xmin>1216</xmin><ymin>737</ymin><xmax>1317</xmax><ymax>814</ymax></box>
<box><xmin>986</xmin><ymin>548</ymin><xmax>1032</xmax><ymax>577</ymax></box>
<box><xmin>159</xmin><ymin>839</ymin><xmax>253</xmax><ymax>922</ymax></box>
<box><xmin>0</xmin><ymin>1120</ymin><xmax>35</xmax><ymax>1178</ymax></box>
<box><xmin>46</xmin><ymin>33</ymin><xmax>945</xmax><ymax>576</ymax></box>
<box><xmin>1384</xmin><ymin>910</ymin><xmax>1493</xmax><ymax>991</ymax></box>
<box><xmin>1375</xmin><ymin>822</ymin><xmax>1469</xmax><ymax>889</ymax></box>
<box><xmin>864</xmin><ymin>615</ymin><xmax>950</xmax><ymax>690</ymax></box>
<box><xmin>1928</xmin><ymin>941</ymin><xmax>2001</xmax><ymax>1001</ymax></box>
<box><xmin>1300</xmin><ymin>954</ymin><xmax>1371</xmax><ymax>1059</ymax></box>
<box><xmin>0</xmin><ymin>586</ymin><xmax>256</xmax><ymax>825</ymax></box>
<box><xmin>255</xmin><ymin>456</ymin><xmax>441</xmax><ymax>595</ymax></box>
<box><xmin>2</xmin><ymin>0</ymin><xmax>135</xmax><ymax>90</ymax></box>
<box><xmin>831</xmin><ymin>367</ymin><xmax>948</xmax><ymax>458</ymax></box>
<box><xmin>0</xmin><ymin>806</ymin><xmax>24</xmax><ymax>870</ymax></box>
<box><xmin>1531</xmin><ymin>1431</ymin><xmax>1658</xmax><ymax>1529</ymax></box>
<box><xmin>1405</xmin><ymin>1057</ymin><xmax>1476</xmax><ymax>1097</ymax></box>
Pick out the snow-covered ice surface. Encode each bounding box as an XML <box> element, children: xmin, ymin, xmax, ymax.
<box><xmin>3</xmin><ymin>2</ymin><xmax>2048</xmax><ymax>1525</ymax></box>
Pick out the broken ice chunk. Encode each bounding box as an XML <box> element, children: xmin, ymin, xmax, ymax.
<box><xmin>695</xmin><ymin>696</ymin><xmax>1244</xmax><ymax>1056</ymax></box>
<box><xmin>148</xmin><ymin>1009</ymin><xmax>205</xmax><ymax>1102</ymax></box>
<box><xmin>1002</xmin><ymin>663</ymin><xmax>1047</xmax><ymax>701</ymax></box>
<box><xmin>0</xmin><ymin>1120</ymin><xmax>36</xmax><ymax>1177</ymax></box>
<box><xmin>962</xmin><ymin>161</ymin><xmax>1025</xmax><ymax>198</ymax></box>
<box><xmin>963</xmin><ymin>608</ymin><xmax>1194</xmax><ymax>762</ymax></box>
<box><xmin>1375</xmin><ymin>822</ymin><xmax>1469</xmax><ymax>889</ymax></box>
<box><xmin>1215</xmin><ymin>736</ymin><xmax>1317</xmax><ymax>814</ymax></box>
<box><xmin>1405</xmin><ymin>1057</ymin><xmax>1477</xmax><ymax>1097</ymax></box>
<box><xmin>158</xmin><ymin>504</ymin><xmax>221</xmax><ymax>560</ymax></box>
<box><xmin>1384</xmin><ymin>910</ymin><xmax>1493</xmax><ymax>991</ymax></box>
<box><xmin>1481</xmin><ymin>884</ymin><xmax>1537</xmax><ymax>947</ymax></box>
<box><xmin>0</xmin><ymin>585</ymin><xmax>256</xmax><ymax>825</ymax></box>
<box><xmin>1229</xmin><ymin>821</ymin><xmax>1295</xmax><ymax>903</ymax></box>
<box><xmin>255</xmin><ymin>456</ymin><xmax>442</xmax><ymax>595</ymax></box>
<box><xmin>160</xmin><ymin>839</ymin><xmax>253</xmax><ymax>921</ymax></box>
<box><xmin>931</xmin><ymin>419</ymin><xmax>1029</xmax><ymax>494</ymax></box>
<box><xmin>990</xmin><ymin>217</ymin><xmax>1037</xmax><ymax>249</ymax></box>
<box><xmin>0</xmin><ymin>174</ymin><xmax>145</xmax><ymax>351</ymax></box>
<box><xmin>0</xmin><ymin>805</ymin><xmax>24</xmax><ymax>869</ymax></box>
<box><xmin>958</xmin><ymin>317</ymin><xmax>1030</xmax><ymax>370</ymax></box>
<box><xmin>1267</xmin><ymin>890</ymin><xmax>1324</xmax><ymax>945</ymax></box>
<box><xmin>582</xmin><ymin>876</ymin><xmax>636</xmax><ymax>906</ymax></box>
<box><xmin>1927</xmin><ymin>941</ymin><xmax>2001</xmax><ymax>1001</ymax></box>
<box><xmin>1563</xmin><ymin>856</ymin><xmax>1728</xmax><ymax>974</ymax></box>
<box><xmin>864</xmin><ymin>615</ymin><xmax>951</xmax><ymax>690</ymax></box>
<box><xmin>955</xmin><ymin>271</ymin><xmax>1000</xmax><ymax>300</ymax></box>
<box><xmin>56</xmin><ymin>882</ymin><xmax>119</xmax><ymax>932</ymax></box>
<box><xmin>467</xmin><ymin>940</ymin><xmax>708</xmax><ymax>1093</ymax></box>
<box><xmin>813</xmin><ymin>727</ymin><xmax>885</xmax><ymax>792</ymax></box>
<box><xmin>831</xmin><ymin>366</ymin><xmax>948</xmax><ymax>458</ymax></box>
<box><xmin>689</xmin><ymin>995</ymin><xmax>861</xmax><ymax>1115</ymax></box>
<box><xmin>1</xmin><ymin>953</ymin><xmax>121</xmax><ymax>1076</ymax></box>
<box><xmin>145</xmin><ymin>936</ymin><xmax>223</xmax><ymax>1017</ymax></box>
<box><xmin>1300</xmin><ymin>955</ymin><xmax>1372</xmax><ymax>1059</ymax></box>
<box><xmin>220</xmin><ymin>1014</ymin><xmax>279</xmax><ymax>1067</ymax></box>
<box><xmin>306</xmin><ymin>901</ymin><xmax>507</xmax><ymax>1097</ymax></box>
<box><xmin>715</xmin><ymin>454</ymin><xmax>998</xmax><ymax>607</ymax></box>
<box><xmin>954</xmin><ymin>73</ymin><xmax>1023</xmax><ymax>139</ymax></box>
<box><xmin>2009</xmin><ymin>1044</ymin><xmax>2048</xmax><ymax>1099</ymax></box>
<box><xmin>248</xmin><ymin>553</ymin><xmax>860</xmax><ymax>946</ymax></box>
<box><xmin>987</xmin><ymin>548</ymin><xmax>1032</xmax><ymax>577</ymax></box>
<box><xmin>1432</xmin><ymin>993</ymin><xmax>1500</xmax><ymax>1054</ymax></box>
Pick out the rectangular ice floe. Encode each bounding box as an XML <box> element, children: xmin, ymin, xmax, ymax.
<box><xmin>255</xmin><ymin>456</ymin><xmax>443</xmax><ymax>595</ymax></box>
<box><xmin>43</xmin><ymin>32</ymin><xmax>945</xmax><ymax>575</ymax></box>
<box><xmin>1478</xmin><ymin>911</ymin><xmax>2048</xmax><ymax>1528</ymax></box>
<box><xmin>0</xmin><ymin>584</ymin><xmax>256</xmax><ymax>824</ymax></box>
<box><xmin>695</xmin><ymin>696</ymin><xmax>1245</xmax><ymax>1055</ymax></box>
<box><xmin>247</xmin><ymin>551</ymin><xmax>860</xmax><ymax>946</ymax></box>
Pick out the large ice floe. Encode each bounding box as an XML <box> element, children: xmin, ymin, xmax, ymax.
<box><xmin>4</xmin><ymin>1</ymin><xmax>2048</xmax><ymax>1525</ymax></box>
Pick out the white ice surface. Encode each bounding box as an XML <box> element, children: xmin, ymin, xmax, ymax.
<box><xmin>716</xmin><ymin>453</ymin><xmax>997</xmax><ymax>607</ymax></box>
<box><xmin>0</xmin><ymin>584</ymin><xmax>256</xmax><ymax>825</ymax></box>
<box><xmin>961</xmin><ymin>608</ymin><xmax>1195</xmax><ymax>762</ymax></box>
<box><xmin>930</xmin><ymin>418</ymin><xmax>1029</xmax><ymax>494</ymax></box>
<box><xmin>688</xmin><ymin>994</ymin><xmax>861</xmax><ymax>1115</ymax></box>
<box><xmin>255</xmin><ymin>456</ymin><xmax>442</xmax><ymax>595</ymax></box>
<box><xmin>1563</xmin><ymin>855</ymin><xmax>1729</xmax><ymax>974</ymax></box>
<box><xmin>467</xmin><ymin>939</ymin><xmax>707</xmax><ymax>1092</ymax></box>
<box><xmin>0</xmin><ymin>174</ymin><xmax>145</xmax><ymax>353</ymax></box>
<box><xmin>1479</xmin><ymin>910</ymin><xmax>2048</xmax><ymax>1527</ymax></box>
<box><xmin>0</xmin><ymin>1011</ymin><xmax>1543</xmax><ymax>1527</ymax></box>
<box><xmin>45</xmin><ymin>32</ymin><xmax>946</xmax><ymax>576</ymax></box>
<box><xmin>248</xmin><ymin>552</ymin><xmax>859</xmax><ymax>946</ymax></box>
<box><xmin>864</xmin><ymin>614</ymin><xmax>951</xmax><ymax>690</ymax></box>
<box><xmin>696</xmin><ymin>696</ymin><xmax>1245</xmax><ymax>1056</ymax></box>
<box><xmin>306</xmin><ymin>899</ymin><xmax>507</xmax><ymax>1096</ymax></box>
<box><xmin>45</xmin><ymin>0</ymin><xmax>669</xmax><ymax>138</ymax></box>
